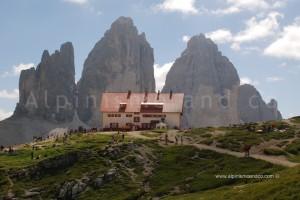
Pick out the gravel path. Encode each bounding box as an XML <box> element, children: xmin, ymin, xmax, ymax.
<box><xmin>190</xmin><ymin>143</ymin><xmax>298</xmax><ymax>168</ymax></box>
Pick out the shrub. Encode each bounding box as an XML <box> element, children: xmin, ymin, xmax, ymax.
<box><xmin>276</xmin><ymin>141</ymin><xmax>289</xmax><ymax>148</ymax></box>
<box><xmin>263</xmin><ymin>148</ymin><xmax>286</xmax><ymax>156</ymax></box>
<box><xmin>263</xmin><ymin>130</ymin><xmax>295</xmax><ymax>141</ymax></box>
<box><xmin>200</xmin><ymin>138</ymin><xmax>213</xmax><ymax>145</ymax></box>
<box><xmin>285</xmin><ymin>139</ymin><xmax>300</xmax><ymax>155</ymax></box>
<box><xmin>152</xmin><ymin>128</ymin><xmax>168</xmax><ymax>133</ymax></box>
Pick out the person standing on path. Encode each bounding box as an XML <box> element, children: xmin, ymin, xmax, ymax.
<box><xmin>122</xmin><ymin>133</ymin><xmax>125</xmax><ymax>142</ymax></box>
<box><xmin>175</xmin><ymin>135</ymin><xmax>178</xmax><ymax>145</ymax></box>
<box><xmin>243</xmin><ymin>144</ymin><xmax>251</xmax><ymax>158</ymax></box>
<box><xmin>180</xmin><ymin>135</ymin><xmax>183</xmax><ymax>145</ymax></box>
<box><xmin>165</xmin><ymin>134</ymin><xmax>168</xmax><ymax>145</ymax></box>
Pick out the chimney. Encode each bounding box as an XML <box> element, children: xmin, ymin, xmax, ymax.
<box><xmin>127</xmin><ymin>90</ymin><xmax>131</xmax><ymax>99</ymax></box>
<box><xmin>169</xmin><ymin>90</ymin><xmax>173</xmax><ymax>99</ymax></box>
<box><xmin>157</xmin><ymin>90</ymin><xmax>160</xmax><ymax>100</ymax></box>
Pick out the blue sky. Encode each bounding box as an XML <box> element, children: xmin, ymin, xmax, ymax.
<box><xmin>0</xmin><ymin>0</ymin><xmax>299</xmax><ymax>120</ymax></box>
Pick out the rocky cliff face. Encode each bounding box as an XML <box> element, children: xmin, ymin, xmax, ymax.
<box><xmin>14</xmin><ymin>42</ymin><xmax>76</xmax><ymax>122</ymax></box>
<box><xmin>163</xmin><ymin>34</ymin><xmax>241</xmax><ymax>128</ymax></box>
<box><xmin>163</xmin><ymin>34</ymin><xmax>282</xmax><ymax>127</ymax></box>
<box><xmin>238</xmin><ymin>84</ymin><xmax>282</xmax><ymax>123</ymax></box>
<box><xmin>77</xmin><ymin>17</ymin><xmax>155</xmax><ymax>126</ymax></box>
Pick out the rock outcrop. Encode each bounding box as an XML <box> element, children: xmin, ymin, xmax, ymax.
<box><xmin>14</xmin><ymin>42</ymin><xmax>76</xmax><ymax>122</ymax></box>
<box><xmin>162</xmin><ymin>34</ymin><xmax>282</xmax><ymax>127</ymax></box>
<box><xmin>163</xmin><ymin>34</ymin><xmax>241</xmax><ymax>128</ymax></box>
<box><xmin>238</xmin><ymin>84</ymin><xmax>282</xmax><ymax>123</ymax></box>
<box><xmin>77</xmin><ymin>17</ymin><xmax>155</xmax><ymax>126</ymax></box>
<box><xmin>0</xmin><ymin>42</ymin><xmax>77</xmax><ymax>146</ymax></box>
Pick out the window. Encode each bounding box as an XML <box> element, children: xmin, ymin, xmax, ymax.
<box><xmin>134</xmin><ymin>117</ymin><xmax>140</xmax><ymax>122</ymax></box>
<box><xmin>142</xmin><ymin>114</ymin><xmax>166</xmax><ymax>118</ymax></box>
<box><xmin>108</xmin><ymin>113</ymin><xmax>121</xmax><ymax>117</ymax></box>
<box><xmin>110</xmin><ymin>123</ymin><xmax>119</xmax><ymax>129</ymax></box>
<box><xmin>140</xmin><ymin>104</ymin><xmax>163</xmax><ymax>113</ymax></box>
<box><xmin>119</xmin><ymin>103</ymin><xmax>127</xmax><ymax>112</ymax></box>
<box><xmin>142</xmin><ymin>123</ymin><xmax>150</xmax><ymax>129</ymax></box>
<box><xmin>126</xmin><ymin>114</ymin><xmax>133</xmax><ymax>117</ymax></box>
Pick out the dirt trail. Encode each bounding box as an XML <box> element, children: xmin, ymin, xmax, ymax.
<box><xmin>190</xmin><ymin>143</ymin><xmax>298</xmax><ymax>167</ymax></box>
<box><xmin>134</xmin><ymin>130</ymin><xmax>299</xmax><ymax>168</ymax></box>
<box><xmin>6</xmin><ymin>176</ymin><xmax>14</xmax><ymax>198</ymax></box>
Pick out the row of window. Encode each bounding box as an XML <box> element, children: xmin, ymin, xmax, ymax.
<box><xmin>107</xmin><ymin>114</ymin><xmax>121</xmax><ymax>117</ymax></box>
<box><xmin>143</xmin><ymin>114</ymin><xmax>166</xmax><ymax>118</ymax></box>
<box><xmin>107</xmin><ymin>114</ymin><xmax>166</xmax><ymax>118</ymax></box>
<box><xmin>110</xmin><ymin>123</ymin><xmax>152</xmax><ymax>129</ymax></box>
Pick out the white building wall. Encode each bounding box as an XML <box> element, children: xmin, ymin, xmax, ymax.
<box><xmin>102</xmin><ymin>112</ymin><xmax>181</xmax><ymax>129</ymax></box>
<box><xmin>165</xmin><ymin>113</ymin><xmax>181</xmax><ymax>128</ymax></box>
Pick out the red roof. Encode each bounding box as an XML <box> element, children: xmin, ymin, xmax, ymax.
<box><xmin>100</xmin><ymin>92</ymin><xmax>184</xmax><ymax>113</ymax></box>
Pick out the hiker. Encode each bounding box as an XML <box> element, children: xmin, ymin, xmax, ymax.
<box><xmin>165</xmin><ymin>134</ymin><xmax>168</xmax><ymax>145</ymax></box>
<box><xmin>8</xmin><ymin>146</ymin><xmax>14</xmax><ymax>153</ymax></box>
<box><xmin>180</xmin><ymin>135</ymin><xmax>183</xmax><ymax>145</ymax></box>
<box><xmin>243</xmin><ymin>144</ymin><xmax>252</xmax><ymax>158</ymax></box>
<box><xmin>63</xmin><ymin>134</ymin><xmax>68</xmax><ymax>144</ymax></box>
<box><xmin>122</xmin><ymin>133</ymin><xmax>125</xmax><ymax>142</ymax></box>
<box><xmin>31</xmin><ymin>151</ymin><xmax>34</xmax><ymax>160</ymax></box>
<box><xmin>112</xmin><ymin>134</ymin><xmax>116</xmax><ymax>144</ymax></box>
<box><xmin>175</xmin><ymin>135</ymin><xmax>178</xmax><ymax>145</ymax></box>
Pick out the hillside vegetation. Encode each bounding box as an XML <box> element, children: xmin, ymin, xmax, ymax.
<box><xmin>1</xmin><ymin>119</ymin><xmax>300</xmax><ymax>199</ymax></box>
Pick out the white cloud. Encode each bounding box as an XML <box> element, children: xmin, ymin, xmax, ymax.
<box><xmin>155</xmin><ymin>0</ymin><xmax>198</xmax><ymax>15</ymax></box>
<box><xmin>264</xmin><ymin>18</ymin><xmax>300</xmax><ymax>60</ymax></box>
<box><xmin>1</xmin><ymin>63</ymin><xmax>34</xmax><ymax>77</ymax></box>
<box><xmin>63</xmin><ymin>0</ymin><xmax>88</xmax><ymax>5</ymax></box>
<box><xmin>0</xmin><ymin>89</ymin><xmax>19</xmax><ymax>100</ymax></box>
<box><xmin>212</xmin><ymin>6</ymin><xmax>240</xmax><ymax>15</ymax></box>
<box><xmin>182</xmin><ymin>35</ymin><xmax>191</xmax><ymax>43</ymax></box>
<box><xmin>206</xmin><ymin>12</ymin><xmax>282</xmax><ymax>51</ymax></box>
<box><xmin>212</xmin><ymin>0</ymin><xmax>286</xmax><ymax>15</ymax></box>
<box><xmin>279</xmin><ymin>62</ymin><xmax>287</xmax><ymax>68</ymax></box>
<box><xmin>13</xmin><ymin>63</ymin><xmax>35</xmax><ymax>75</ymax></box>
<box><xmin>230</xmin><ymin>43</ymin><xmax>241</xmax><ymax>51</ymax></box>
<box><xmin>234</xmin><ymin>12</ymin><xmax>282</xmax><ymax>44</ymax></box>
<box><xmin>205</xmin><ymin>29</ymin><xmax>233</xmax><ymax>44</ymax></box>
<box><xmin>266</xmin><ymin>76</ymin><xmax>284</xmax><ymax>82</ymax></box>
<box><xmin>0</xmin><ymin>109</ymin><xmax>13</xmax><ymax>121</ymax></box>
<box><xmin>240</xmin><ymin>77</ymin><xmax>260</xmax><ymax>86</ymax></box>
<box><xmin>154</xmin><ymin>62</ymin><xmax>174</xmax><ymax>91</ymax></box>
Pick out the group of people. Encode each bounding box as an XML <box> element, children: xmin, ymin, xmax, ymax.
<box><xmin>0</xmin><ymin>145</ymin><xmax>15</xmax><ymax>153</ymax></box>
<box><xmin>68</xmin><ymin>127</ymin><xmax>99</xmax><ymax>135</ymax></box>
<box><xmin>111</xmin><ymin>131</ymin><xmax>126</xmax><ymax>144</ymax></box>
<box><xmin>30</xmin><ymin>145</ymin><xmax>47</xmax><ymax>160</ymax></box>
<box><xmin>164</xmin><ymin>134</ymin><xmax>184</xmax><ymax>145</ymax></box>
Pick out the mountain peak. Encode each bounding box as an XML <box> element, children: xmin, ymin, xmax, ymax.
<box><xmin>184</xmin><ymin>34</ymin><xmax>218</xmax><ymax>56</ymax></box>
<box><xmin>108</xmin><ymin>16</ymin><xmax>138</xmax><ymax>36</ymax></box>
<box><xmin>78</xmin><ymin>16</ymin><xmax>155</xmax><ymax>126</ymax></box>
<box><xmin>112</xmin><ymin>16</ymin><xmax>134</xmax><ymax>26</ymax></box>
<box><xmin>60</xmin><ymin>42</ymin><xmax>73</xmax><ymax>54</ymax></box>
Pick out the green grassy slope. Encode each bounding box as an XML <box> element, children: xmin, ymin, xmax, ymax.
<box><xmin>0</xmin><ymin>132</ymin><xmax>287</xmax><ymax>200</ymax></box>
<box><xmin>164</xmin><ymin>165</ymin><xmax>300</xmax><ymax>200</ymax></box>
